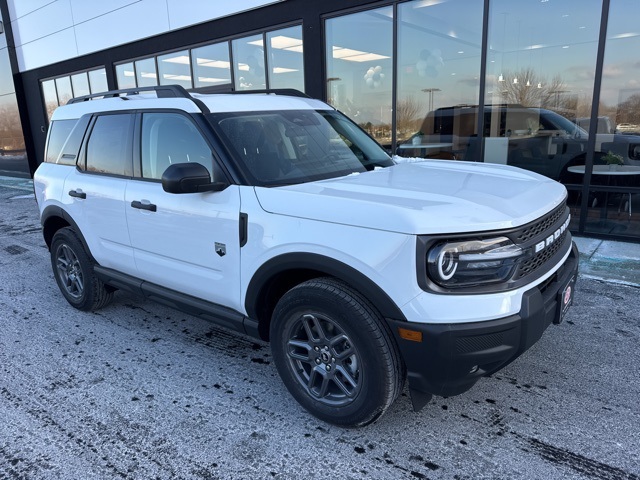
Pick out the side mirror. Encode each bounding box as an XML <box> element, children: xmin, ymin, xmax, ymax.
<box><xmin>161</xmin><ymin>163</ymin><xmax>227</xmax><ymax>194</ymax></box>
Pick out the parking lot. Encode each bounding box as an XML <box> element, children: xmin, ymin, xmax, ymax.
<box><xmin>1</xmin><ymin>180</ymin><xmax>639</xmax><ymax>480</ymax></box>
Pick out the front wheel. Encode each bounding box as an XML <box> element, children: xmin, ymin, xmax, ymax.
<box><xmin>270</xmin><ymin>278</ymin><xmax>404</xmax><ymax>427</ymax></box>
<box><xmin>50</xmin><ymin>227</ymin><xmax>114</xmax><ymax>311</ymax></box>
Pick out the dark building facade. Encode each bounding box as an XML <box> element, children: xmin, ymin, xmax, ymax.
<box><xmin>1</xmin><ymin>0</ymin><xmax>639</xmax><ymax>241</ymax></box>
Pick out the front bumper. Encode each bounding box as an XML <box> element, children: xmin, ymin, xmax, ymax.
<box><xmin>388</xmin><ymin>241</ymin><xmax>579</xmax><ymax>398</ymax></box>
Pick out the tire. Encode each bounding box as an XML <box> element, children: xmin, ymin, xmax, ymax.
<box><xmin>50</xmin><ymin>227</ymin><xmax>114</xmax><ymax>311</ymax></box>
<box><xmin>270</xmin><ymin>277</ymin><xmax>404</xmax><ymax>427</ymax></box>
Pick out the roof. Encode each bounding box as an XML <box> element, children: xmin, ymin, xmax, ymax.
<box><xmin>51</xmin><ymin>86</ymin><xmax>332</xmax><ymax>121</ymax></box>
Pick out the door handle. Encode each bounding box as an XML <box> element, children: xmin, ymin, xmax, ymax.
<box><xmin>131</xmin><ymin>200</ymin><xmax>157</xmax><ymax>212</ymax></box>
<box><xmin>68</xmin><ymin>189</ymin><xmax>86</xmax><ymax>199</ymax></box>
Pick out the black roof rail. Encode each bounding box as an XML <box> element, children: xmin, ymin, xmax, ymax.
<box><xmin>194</xmin><ymin>86</ymin><xmax>311</xmax><ymax>99</ymax></box>
<box><xmin>229</xmin><ymin>88</ymin><xmax>311</xmax><ymax>99</ymax></box>
<box><xmin>66</xmin><ymin>85</ymin><xmax>210</xmax><ymax>114</ymax></box>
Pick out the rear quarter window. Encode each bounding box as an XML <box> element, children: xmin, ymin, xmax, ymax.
<box><xmin>45</xmin><ymin>119</ymin><xmax>78</xmax><ymax>164</ymax></box>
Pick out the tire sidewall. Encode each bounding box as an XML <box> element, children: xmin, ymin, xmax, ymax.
<box><xmin>271</xmin><ymin>281</ymin><xmax>393</xmax><ymax>426</ymax></box>
<box><xmin>51</xmin><ymin>228</ymin><xmax>95</xmax><ymax>310</ymax></box>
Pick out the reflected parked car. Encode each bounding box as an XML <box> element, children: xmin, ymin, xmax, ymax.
<box><xmin>398</xmin><ymin>105</ymin><xmax>640</xmax><ymax>182</ymax></box>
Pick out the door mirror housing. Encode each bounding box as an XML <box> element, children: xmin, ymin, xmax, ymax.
<box><xmin>161</xmin><ymin>162</ymin><xmax>227</xmax><ymax>194</ymax></box>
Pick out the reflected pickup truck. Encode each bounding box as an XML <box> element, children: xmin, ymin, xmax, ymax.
<box><xmin>34</xmin><ymin>85</ymin><xmax>578</xmax><ymax>426</ymax></box>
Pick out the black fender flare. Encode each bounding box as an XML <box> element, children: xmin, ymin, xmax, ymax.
<box><xmin>41</xmin><ymin>205</ymin><xmax>93</xmax><ymax>260</ymax></box>
<box><xmin>244</xmin><ymin>252</ymin><xmax>407</xmax><ymax>323</ymax></box>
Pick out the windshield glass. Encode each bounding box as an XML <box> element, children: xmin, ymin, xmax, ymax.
<box><xmin>207</xmin><ymin>110</ymin><xmax>393</xmax><ymax>186</ymax></box>
<box><xmin>539</xmin><ymin>110</ymin><xmax>588</xmax><ymax>138</ymax></box>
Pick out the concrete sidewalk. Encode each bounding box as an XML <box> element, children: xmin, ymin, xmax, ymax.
<box><xmin>574</xmin><ymin>237</ymin><xmax>640</xmax><ymax>287</ymax></box>
<box><xmin>2</xmin><ymin>175</ymin><xmax>638</xmax><ymax>287</ymax></box>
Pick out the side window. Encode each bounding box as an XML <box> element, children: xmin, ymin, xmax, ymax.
<box><xmin>45</xmin><ymin>119</ymin><xmax>78</xmax><ymax>164</ymax></box>
<box><xmin>86</xmin><ymin>114</ymin><xmax>134</xmax><ymax>175</ymax></box>
<box><xmin>141</xmin><ymin>113</ymin><xmax>212</xmax><ymax>180</ymax></box>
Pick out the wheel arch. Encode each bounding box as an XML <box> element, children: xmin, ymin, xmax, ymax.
<box><xmin>41</xmin><ymin>206</ymin><xmax>92</xmax><ymax>260</ymax></box>
<box><xmin>245</xmin><ymin>253</ymin><xmax>407</xmax><ymax>340</ymax></box>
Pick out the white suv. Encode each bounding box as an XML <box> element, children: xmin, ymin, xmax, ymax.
<box><xmin>34</xmin><ymin>86</ymin><xmax>578</xmax><ymax>426</ymax></box>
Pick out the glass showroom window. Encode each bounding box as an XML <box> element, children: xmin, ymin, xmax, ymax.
<box><xmin>71</xmin><ymin>72</ymin><xmax>90</xmax><ymax>98</ymax></box>
<box><xmin>326</xmin><ymin>7</ymin><xmax>393</xmax><ymax>147</ymax></box>
<box><xmin>41</xmin><ymin>79</ymin><xmax>58</xmax><ymax>122</ymax></box>
<box><xmin>484</xmin><ymin>0</ymin><xmax>600</xmax><ymax>193</ymax></box>
<box><xmin>192</xmin><ymin>42</ymin><xmax>232</xmax><ymax>89</ymax></box>
<box><xmin>232</xmin><ymin>34</ymin><xmax>267</xmax><ymax>91</ymax></box>
<box><xmin>396</xmin><ymin>0</ymin><xmax>483</xmax><ymax>161</ymax></box>
<box><xmin>136</xmin><ymin>57</ymin><xmax>158</xmax><ymax>87</ymax></box>
<box><xmin>267</xmin><ymin>25</ymin><xmax>304</xmax><ymax>91</ymax></box>
<box><xmin>55</xmin><ymin>76</ymin><xmax>73</xmax><ymax>106</ymax></box>
<box><xmin>42</xmin><ymin>68</ymin><xmax>108</xmax><ymax>123</ymax></box>
<box><xmin>584</xmin><ymin>0</ymin><xmax>640</xmax><ymax>239</ymax></box>
<box><xmin>88</xmin><ymin>69</ymin><xmax>108</xmax><ymax>94</ymax></box>
<box><xmin>116</xmin><ymin>62</ymin><xmax>136</xmax><ymax>89</ymax></box>
<box><xmin>158</xmin><ymin>50</ymin><xmax>192</xmax><ymax>89</ymax></box>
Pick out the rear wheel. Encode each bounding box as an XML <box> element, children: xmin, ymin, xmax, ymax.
<box><xmin>51</xmin><ymin>227</ymin><xmax>114</xmax><ymax>311</ymax></box>
<box><xmin>270</xmin><ymin>278</ymin><xmax>404</xmax><ymax>427</ymax></box>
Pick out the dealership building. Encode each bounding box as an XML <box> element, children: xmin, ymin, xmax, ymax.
<box><xmin>0</xmin><ymin>0</ymin><xmax>639</xmax><ymax>242</ymax></box>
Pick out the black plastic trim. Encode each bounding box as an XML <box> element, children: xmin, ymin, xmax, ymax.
<box><xmin>214</xmin><ymin>88</ymin><xmax>311</xmax><ymax>98</ymax></box>
<box><xmin>392</xmin><ymin>242</ymin><xmax>579</xmax><ymax>397</ymax></box>
<box><xmin>245</xmin><ymin>252</ymin><xmax>406</xmax><ymax>322</ymax></box>
<box><xmin>40</xmin><ymin>205</ymin><xmax>92</xmax><ymax>258</ymax></box>
<box><xmin>239</xmin><ymin>213</ymin><xmax>248</xmax><ymax>247</ymax></box>
<box><xmin>93</xmin><ymin>265</ymin><xmax>259</xmax><ymax>338</ymax></box>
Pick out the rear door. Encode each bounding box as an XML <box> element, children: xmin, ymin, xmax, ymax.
<box><xmin>63</xmin><ymin>113</ymin><xmax>136</xmax><ymax>275</ymax></box>
<box><xmin>124</xmin><ymin>111</ymin><xmax>242</xmax><ymax>310</ymax></box>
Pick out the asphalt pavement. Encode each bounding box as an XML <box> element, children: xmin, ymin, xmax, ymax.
<box><xmin>1</xmin><ymin>177</ymin><xmax>639</xmax><ymax>479</ymax></box>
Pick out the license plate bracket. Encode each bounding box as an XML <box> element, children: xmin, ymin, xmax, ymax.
<box><xmin>554</xmin><ymin>275</ymin><xmax>575</xmax><ymax>324</ymax></box>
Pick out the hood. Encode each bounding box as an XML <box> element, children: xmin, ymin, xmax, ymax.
<box><xmin>254</xmin><ymin>160</ymin><xmax>568</xmax><ymax>235</ymax></box>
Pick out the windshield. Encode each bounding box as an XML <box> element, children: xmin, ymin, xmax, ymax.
<box><xmin>207</xmin><ymin>110</ymin><xmax>393</xmax><ymax>186</ymax></box>
<box><xmin>539</xmin><ymin>110</ymin><xmax>588</xmax><ymax>138</ymax></box>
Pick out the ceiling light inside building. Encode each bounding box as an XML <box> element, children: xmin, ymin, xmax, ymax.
<box><xmin>162</xmin><ymin>55</ymin><xmax>191</xmax><ymax>65</ymax></box>
<box><xmin>197</xmin><ymin>77</ymin><xmax>230</xmax><ymax>84</ymax></box>
<box><xmin>265</xmin><ymin>35</ymin><xmax>304</xmax><ymax>52</ymax></box>
<box><xmin>196</xmin><ymin>58</ymin><xmax>232</xmax><ymax>69</ymax></box>
<box><xmin>332</xmin><ymin>46</ymin><xmax>390</xmax><ymax>62</ymax></box>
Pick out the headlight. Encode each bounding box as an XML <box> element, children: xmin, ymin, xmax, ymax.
<box><xmin>427</xmin><ymin>237</ymin><xmax>523</xmax><ymax>288</ymax></box>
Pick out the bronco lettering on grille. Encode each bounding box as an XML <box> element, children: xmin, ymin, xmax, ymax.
<box><xmin>534</xmin><ymin>215</ymin><xmax>570</xmax><ymax>254</ymax></box>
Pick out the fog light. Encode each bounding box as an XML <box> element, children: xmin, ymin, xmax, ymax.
<box><xmin>469</xmin><ymin>365</ymin><xmax>479</xmax><ymax>374</ymax></box>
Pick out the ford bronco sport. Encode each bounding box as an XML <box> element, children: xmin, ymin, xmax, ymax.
<box><xmin>34</xmin><ymin>86</ymin><xmax>578</xmax><ymax>426</ymax></box>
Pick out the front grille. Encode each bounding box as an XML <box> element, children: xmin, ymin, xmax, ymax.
<box><xmin>514</xmin><ymin>229</ymin><xmax>568</xmax><ymax>279</ymax></box>
<box><xmin>499</xmin><ymin>200</ymin><xmax>571</xmax><ymax>283</ymax></box>
<box><xmin>515</xmin><ymin>202</ymin><xmax>566</xmax><ymax>243</ymax></box>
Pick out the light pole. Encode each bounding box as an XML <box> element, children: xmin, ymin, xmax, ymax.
<box><xmin>421</xmin><ymin>88</ymin><xmax>441</xmax><ymax>112</ymax></box>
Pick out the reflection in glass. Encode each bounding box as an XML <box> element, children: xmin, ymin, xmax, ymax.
<box><xmin>55</xmin><ymin>76</ymin><xmax>73</xmax><ymax>105</ymax></box>
<box><xmin>0</xmin><ymin>93</ymin><xmax>28</xmax><ymax>176</ymax></box>
<box><xmin>586</xmin><ymin>0</ymin><xmax>640</xmax><ymax>237</ymax></box>
<box><xmin>116</xmin><ymin>63</ymin><xmax>136</xmax><ymax>89</ymax></box>
<box><xmin>0</xmin><ymin>50</ymin><xmax>13</xmax><ymax>96</ymax></box>
<box><xmin>71</xmin><ymin>72</ymin><xmax>90</xmax><ymax>98</ymax></box>
<box><xmin>232</xmin><ymin>34</ymin><xmax>266</xmax><ymax>91</ymax></box>
<box><xmin>267</xmin><ymin>26</ymin><xmax>304</xmax><ymax>91</ymax></box>
<box><xmin>89</xmin><ymin>68</ymin><xmax>108</xmax><ymax>94</ymax></box>
<box><xmin>192</xmin><ymin>42</ymin><xmax>231</xmax><ymax>89</ymax></box>
<box><xmin>484</xmin><ymin>0</ymin><xmax>600</xmax><ymax>185</ymax></box>
<box><xmin>326</xmin><ymin>7</ymin><xmax>393</xmax><ymax>147</ymax></box>
<box><xmin>158</xmin><ymin>50</ymin><xmax>192</xmax><ymax>88</ymax></box>
<box><xmin>136</xmin><ymin>57</ymin><xmax>158</xmax><ymax>87</ymax></box>
<box><xmin>42</xmin><ymin>79</ymin><xmax>58</xmax><ymax>121</ymax></box>
<box><xmin>396</xmin><ymin>0</ymin><xmax>482</xmax><ymax>160</ymax></box>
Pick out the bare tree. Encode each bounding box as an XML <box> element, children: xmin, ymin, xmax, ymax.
<box><xmin>494</xmin><ymin>68</ymin><xmax>568</xmax><ymax>113</ymax></box>
<box><xmin>616</xmin><ymin>94</ymin><xmax>640</xmax><ymax>125</ymax></box>
<box><xmin>395</xmin><ymin>97</ymin><xmax>422</xmax><ymax>140</ymax></box>
<box><xmin>0</xmin><ymin>105</ymin><xmax>26</xmax><ymax>151</ymax></box>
